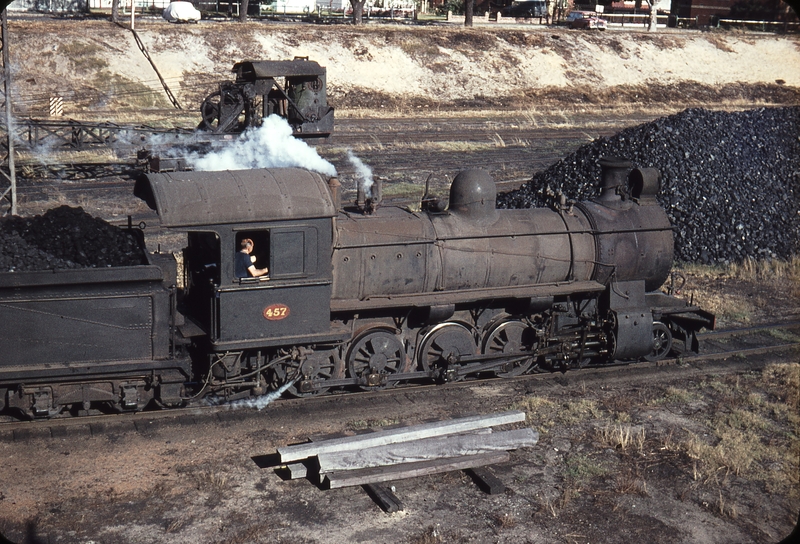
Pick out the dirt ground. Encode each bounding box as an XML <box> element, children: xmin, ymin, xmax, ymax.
<box><xmin>1</xmin><ymin>15</ymin><xmax>799</xmax><ymax>544</ymax></box>
<box><xmin>0</xmin><ymin>334</ymin><xmax>798</xmax><ymax>544</ymax></box>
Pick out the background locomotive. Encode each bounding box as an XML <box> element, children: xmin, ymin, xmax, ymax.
<box><xmin>0</xmin><ymin>159</ymin><xmax>713</xmax><ymax>418</ymax></box>
<box><xmin>197</xmin><ymin>58</ymin><xmax>334</xmax><ymax>139</ymax></box>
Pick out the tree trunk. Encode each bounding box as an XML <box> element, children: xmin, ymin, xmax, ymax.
<box><xmin>351</xmin><ymin>0</ymin><xmax>366</xmax><ymax>24</ymax></box>
<box><xmin>645</xmin><ymin>0</ymin><xmax>657</xmax><ymax>31</ymax></box>
<box><xmin>240</xmin><ymin>0</ymin><xmax>249</xmax><ymax>21</ymax></box>
<box><xmin>111</xmin><ymin>0</ymin><xmax>119</xmax><ymax>23</ymax></box>
<box><xmin>465</xmin><ymin>0</ymin><xmax>474</xmax><ymax>26</ymax></box>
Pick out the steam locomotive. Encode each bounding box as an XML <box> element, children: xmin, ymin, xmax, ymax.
<box><xmin>197</xmin><ymin>58</ymin><xmax>334</xmax><ymax>139</ymax></box>
<box><xmin>0</xmin><ymin>159</ymin><xmax>714</xmax><ymax>418</ymax></box>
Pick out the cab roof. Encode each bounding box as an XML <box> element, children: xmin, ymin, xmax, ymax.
<box><xmin>233</xmin><ymin>60</ymin><xmax>326</xmax><ymax>81</ymax></box>
<box><xmin>134</xmin><ymin>168</ymin><xmax>336</xmax><ymax>228</ymax></box>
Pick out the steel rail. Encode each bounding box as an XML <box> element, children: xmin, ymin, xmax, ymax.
<box><xmin>2</xmin><ymin>321</ymin><xmax>797</xmax><ymax>436</ymax></box>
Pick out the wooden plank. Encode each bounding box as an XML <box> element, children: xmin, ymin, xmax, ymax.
<box><xmin>283</xmin><ymin>433</ymin><xmax>350</xmax><ymax>480</ymax></box>
<box><xmin>317</xmin><ymin>428</ymin><xmax>538</xmax><ymax>472</ymax></box>
<box><xmin>363</xmin><ymin>484</ymin><xmax>404</xmax><ymax>513</ymax></box>
<box><xmin>286</xmin><ymin>462</ymin><xmax>308</xmax><ymax>479</ymax></box>
<box><xmin>286</xmin><ymin>429</ymin><xmax>491</xmax><ymax>481</ymax></box>
<box><xmin>323</xmin><ymin>451</ymin><xmax>511</xmax><ymax>489</ymax></box>
<box><xmin>278</xmin><ymin>411</ymin><xmax>526</xmax><ymax>463</ymax></box>
<box><xmin>466</xmin><ymin>467</ymin><xmax>506</xmax><ymax>495</ymax></box>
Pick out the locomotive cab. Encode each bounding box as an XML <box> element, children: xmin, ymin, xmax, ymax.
<box><xmin>135</xmin><ymin>168</ymin><xmax>345</xmax><ymax>354</ymax></box>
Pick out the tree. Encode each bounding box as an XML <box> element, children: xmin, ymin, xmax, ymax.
<box><xmin>351</xmin><ymin>0</ymin><xmax>367</xmax><ymax>24</ymax></box>
<box><xmin>643</xmin><ymin>0</ymin><xmax>660</xmax><ymax>31</ymax></box>
<box><xmin>111</xmin><ymin>0</ymin><xmax>120</xmax><ymax>23</ymax></box>
<box><xmin>464</xmin><ymin>0</ymin><xmax>473</xmax><ymax>26</ymax></box>
<box><xmin>240</xmin><ymin>0</ymin><xmax>249</xmax><ymax>21</ymax></box>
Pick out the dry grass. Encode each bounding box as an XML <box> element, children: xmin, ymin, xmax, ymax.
<box><xmin>194</xmin><ymin>470</ymin><xmax>229</xmax><ymax>493</ymax></box>
<box><xmin>727</xmin><ymin>255</ymin><xmax>800</xmax><ymax>282</ymax></box>
<box><xmin>564</xmin><ymin>453</ymin><xmax>607</xmax><ymax>483</ymax></box>
<box><xmin>559</xmin><ymin>399</ymin><xmax>603</xmax><ymax>425</ymax></box>
<box><xmin>399</xmin><ymin>39</ymin><xmax>440</xmax><ymax>58</ymax></box>
<box><xmin>513</xmin><ymin>396</ymin><xmax>557</xmax><ymax>427</ymax></box>
<box><xmin>653</xmin><ymin>385</ymin><xmax>701</xmax><ymax>405</ymax></box>
<box><xmin>675</xmin><ymin>255</ymin><xmax>800</xmax><ymax>325</ymax></box>
<box><xmin>597</xmin><ymin>424</ymin><xmax>646</xmax><ymax>452</ymax></box>
<box><xmin>679</xmin><ymin>364</ymin><xmax>800</xmax><ymax>496</ymax></box>
<box><xmin>762</xmin><ymin>362</ymin><xmax>800</xmax><ymax>408</ymax></box>
<box><xmin>347</xmin><ymin>417</ymin><xmax>401</xmax><ymax>431</ymax></box>
<box><xmin>488</xmin><ymin>511</ymin><xmax>517</xmax><ymax>530</ymax></box>
<box><xmin>538</xmin><ymin>485</ymin><xmax>582</xmax><ymax>519</ymax></box>
<box><xmin>679</xmin><ymin>255</ymin><xmax>800</xmax><ymax>285</ymax></box>
<box><xmin>335</xmin><ymin>103</ymin><xmax>684</xmax><ymax>121</ymax></box>
<box><xmin>614</xmin><ymin>465</ymin><xmax>649</xmax><ymax>496</ymax></box>
<box><xmin>409</xmin><ymin>525</ymin><xmax>467</xmax><ymax>544</ymax></box>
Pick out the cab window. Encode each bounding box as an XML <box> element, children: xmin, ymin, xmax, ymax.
<box><xmin>234</xmin><ymin>230</ymin><xmax>270</xmax><ymax>282</ymax></box>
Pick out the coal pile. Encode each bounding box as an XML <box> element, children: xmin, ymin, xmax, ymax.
<box><xmin>0</xmin><ymin>206</ymin><xmax>147</xmax><ymax>272</ymax></box>
<box><xmin>497</xmin><ymin>107</ymin><xmax>800</xmax><ymax>264</ymax></box>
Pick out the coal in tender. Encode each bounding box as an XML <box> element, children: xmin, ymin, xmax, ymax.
<box><xmin>0</xmin><ymin>206</ymin><xmax>148</xmax><ymax>272</ymax></box>
<box><xmin>497</xmin><ymin>107</ymin><xmax>800</xmax><ymax>265</ymax></box>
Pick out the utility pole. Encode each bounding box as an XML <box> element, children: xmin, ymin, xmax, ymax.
<box><xmin>0</xmin><ymin>8</ymin><xmax>16</xmax><ymax>216</ymax></box>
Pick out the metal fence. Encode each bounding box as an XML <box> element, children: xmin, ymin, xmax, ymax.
<box><xmin>601</xmin><ymin>13</ymin><xmax>668</xmax><ymax>27</ymax></box>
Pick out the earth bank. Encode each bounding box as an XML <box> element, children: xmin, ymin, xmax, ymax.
<box><xmin>8</xmin><ymin>18</ymin><xmax>800</xmax><ymax>119</ymax></box>
<box><xmin>0</xmin><ymin>16</ymin><xmax>798</xmax><ymax>544</ymax></box>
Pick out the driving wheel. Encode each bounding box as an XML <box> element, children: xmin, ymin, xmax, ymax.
<box><xmin>482</xmin><ymin>319</ymin><xmax>537</xmax><ymax>377</ymax></box>
<box><xmin>346</xmin><ymin>330</ymin><xmax>407</xmax><ymax>389</ymax></box>
<box><xmin>417</xmin><ymin>322</ymin><xmax>476</xmax><ymax>380</ymax></box>
<box><xmin>271</xmin><ymin>349</ymin><xmax>343</xmax><ymax>398</ymax></box>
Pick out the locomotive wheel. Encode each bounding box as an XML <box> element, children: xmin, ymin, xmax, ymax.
<box><xmin>418</xmin><ymin>322</ymin><xmax>476</xmax><ymax>380</ymax></box>
<box><xmin>482</xmin><ymin>320</ymin><xmax>537</xmax><ymax>378</ymax></box>
<box><xmin>346</xmin><ymin>330</ymin><xmax>407</xmax><ymax>389</ymax></box>
<box><xmin>644</xmin><ymin>322</ymin><xmax>673</xmax><ymax>362</ymax></box>
<box><xmin>272</xmin><ymin>349</ymin><xmax>344</xmax><ymax>398</ymax></box>
<box><xmin>199</xmin><ymin>89</ymin><xmax>246</xmax><ymax>133</ymax></box>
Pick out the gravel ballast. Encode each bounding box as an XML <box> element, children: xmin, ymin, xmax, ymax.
<box><xmin>497</xmin><ymin>107</ymin><xmax>800</xmax><ymax>264</ymax></box>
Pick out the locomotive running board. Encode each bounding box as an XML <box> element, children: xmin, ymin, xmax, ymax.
<box><xmin>331</xmin><ymin>280</ymin><xmax>606</xmax><ymax>313</ymax></box>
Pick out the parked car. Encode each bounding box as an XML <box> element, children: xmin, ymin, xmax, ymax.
<box><xmin>566</xmin><ymin>11</ymin><xmax>608</xmax><ymax>30</ymax></box>
<box><xmin>163</xmin><ymin>1</ymin><xmax>202</xmax><ymax>23</ymax></box>
<box><xmin>499</xmin><ymin>0</ymin><xmax>547</xmax><ymax>18</ymax></box>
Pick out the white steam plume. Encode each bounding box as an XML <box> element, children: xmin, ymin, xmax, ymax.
<box><xmin>185</xmin><ymin>115</ymin><xmax>336</xmax><ymax>176</ymax></box>
<box><xmin>220</xmin><ymin>379</ymin><xmax>295</xmax><ymax>411</ymax></box>
<box><xmin>347</xmin><ymin>149</ymin><xmax>374</xmax><ymax>197</ymax></box>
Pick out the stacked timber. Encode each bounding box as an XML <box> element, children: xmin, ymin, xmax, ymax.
<box><xmin>277</xmin><ymin>411</ymin><xmax>538</xmax><ymax>490</ymax></box>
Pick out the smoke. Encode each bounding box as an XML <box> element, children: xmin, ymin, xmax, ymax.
<box><xmin>185</xmin><ymin>115</ymin><xmax>337</xmax><ymax>176</ymax></box>
<box><xmin>347</xmin><ymin>149</ymin><xmax>374</xmax><ymax>197</ymax></box>
<box><xmin>221</xmin><ymin>379</ymin><xmax>295</xmax><ymax>411</ymax></box>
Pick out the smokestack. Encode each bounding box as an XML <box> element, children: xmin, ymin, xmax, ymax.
<box><xmin>356</xmin><ymin>182</ymin><xmax>366</xmax><ymax>209</ymax></box>
<box><xmin>328</xmin><ymin>176</ymin><xmax>341</xmax><ymax>211</ymax></box>
<box><xmin>356</xmin><ymin>178</ymin><xmax>381</xmax><ymax>215</ymax></box>
<box><xmin>371</xmin><ymin>178</ymin><xmax>382</xmax><ymax>208</ymax></box>
<box><xmin>597</xmin><ymin>157</ymin><xmax>632</xmax><ymax>203</ymax></box>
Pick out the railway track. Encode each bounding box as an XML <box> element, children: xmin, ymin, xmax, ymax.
<box><xmin>12</xmin><ymin>122</ymin><xmax>608</xmax><ymax>209</ymax></box>
<box><xmin>2</xmin><ymin>321</ymin><xmax>797</xmax><ymax>440</ymax></box>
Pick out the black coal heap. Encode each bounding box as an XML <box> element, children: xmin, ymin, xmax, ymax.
<box><xmin>0</xmin><ymin>206</ymin><xmax>147</xmax><ymax>272</ymax></box>
<box><xmin>497</xmin><ymin>107</ymin><xmax>800</xmax><ymax>264</ymax></box>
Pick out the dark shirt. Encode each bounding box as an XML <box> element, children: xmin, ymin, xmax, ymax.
<box><xmin>235</xmin><ymin>251</ymin><xmax>252</xmax><ymax>278</ymax></box>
